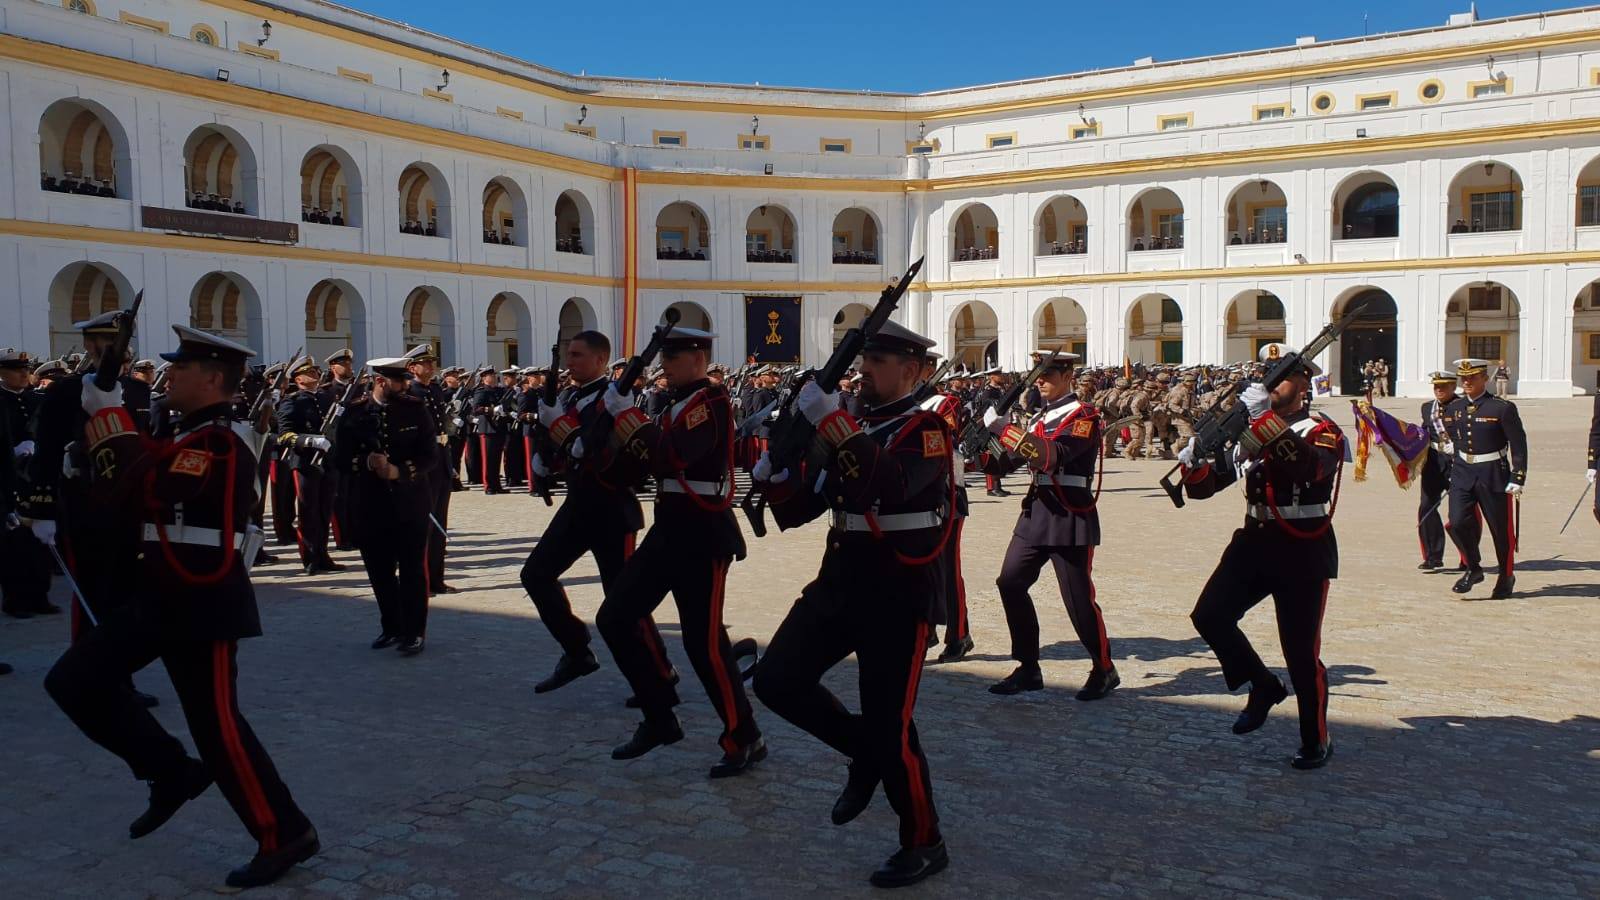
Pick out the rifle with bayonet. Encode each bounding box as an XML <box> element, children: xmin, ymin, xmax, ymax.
<box><xmin>307</xmin><ymin>364</ymin><xmax>366</xmax><ymax>469</ymax></box>
<box><xmin>912</xmin><ymin>355</ymin><xmax>959</xmax><ymax>404</ymax></box>
<box><xmin>528</xmin><ymin>341</ymin><xmax>561</xmax><ymax>506</ymax></box>
<box><xmin>248</xmin><ymin>346</ymin><xmax>302</xmax><ymax>435</ymax></box>
<box><xmin>91</xmin><ymin>290</ymin><xmax>144</xmax><ymax>389</ymax></box>
<box><xmin>1157</xmin><ymin>296</ymin><xmax>1370</xmax><ymax>508</ymax></box>
<box><xmin>573</xmin><ymin>308</ymin><xmax>680</xmax><ymax>453</ymax></box>
<box><xmin>740</xmin><ymin>256</ymin><xmax>924</xmax><ymax>537</ymax></box>
<box><xmin>957</xmin><ymin>346</ymin><xmax>1066</xmax><ymax>461</ymax></box>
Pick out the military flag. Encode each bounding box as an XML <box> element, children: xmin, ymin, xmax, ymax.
<box><xmin>1350</xmin><ymin>398</ymin><xmax>1430</xmax><ymax>487</ymax></box>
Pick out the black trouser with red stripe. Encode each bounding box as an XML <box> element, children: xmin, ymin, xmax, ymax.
<box><xmin>290</xmin><ymin>464</ymin><xmax>334</xmax><ymax>569</ymax></box>
<box><xmin>939</xmin><ymin>518</ymin><xmax>969</xmax><ymax>648</ymax></box>
<box><xmin>1447</xmin><ymin>468</ymin><xmax>1515</xmax><ymax>574</ymax></box>
<box><xmin>45</xmin><ymin>606</ymin><xmax>311</xmax><ymax>852</ymax></box>
<box><xmin>425</xmin><ymin>449</ymin><xmax>451</xmax><ymax>592</ymax></box>
<box><xmin>462</xmin><ymin>434</ymin><xmax>481</xmax><ymax>486</ymax></box>
<box><xmin>519</xmin><ymin>510</ymin><xmax>669</xmax><ymax>664</ymax></box>
<box><xmin>1417</xmin><ymin>457</ymin><xmax>1450</xmax><ymax>566</ymax></box>
<box><xmin>270</xmin><ymin>459</ymin><xmax>298</xmax><ymax>543</ymax></box>
<box><xmin>1190</xmin><ymin>529</ymin><xmax>1330</xmax><ymax>752</ymax></box>
<box><xmin>598</xmin><ymin>529</ymin><xmax>759</xmax><ymax>754</ymax></box>
<box><xmin>996</xmin><ymin>539</ymin><xmax>1113</xmax><ymax>670</ymax></box>
<box><xmin>358</xmin><ymin>517</ymin><xmax>430</xmax><ymax>640</ymax></box>
<box><xmin>503</xmin><ymin>433</ymin><xmax>526</xmax><ymax>487</ymax></box>
<box><xmin>754</xmin><ymin>581</ymin><xmax>940</xmax><ymax>849</ymax></box>
<box><xmin>477</xmin><ymin>434</ymin><xmax>505</xmax><ymax>492</ymax></box>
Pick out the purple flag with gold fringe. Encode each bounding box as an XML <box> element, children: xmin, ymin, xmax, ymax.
<box><xmin>1350</xmin><ymin>398</ymin><xmax>1431</xmax><ymax>488</ymax></box>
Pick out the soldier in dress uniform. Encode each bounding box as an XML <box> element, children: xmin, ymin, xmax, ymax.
<box><xmin>44</xmin><ymin>325</ymin><xmax>318</xmax><ymax>887</ymax></box>
<box><xmin>522</xmin><ymin>331</ymin><xmax>673</xmax><ymax>694</ymax></box>
<box><xmin>1588</xmin><ymin>392</ymin><xmax>1599</xmax><ymax>523</ymax></box>
<box><xmin>917</xmin><ymin>353</ymin><xmax>973</xmax><ymax>664</ymax></box>
<box><xmin>320</xmin><ymin>349</ymin><xmax>359</xmax><ymax>551</ymax></box>
<box><xmin>2</xmin><ymin>348</ymin><xmax>56</xmax><ymax>618</ymax></box>
<box><xmin>970</xmin><ymin>369</ymin><xmax>1010</xmax><ymax>496</ymax></box>
<box><xmin>273</xmin><ymin>357</ymin><xmax>341</xmax><ymax>575</ymax></box>
<box><xmin>751</xmin><ymin>320</ymin><xmax>952</xmax><ymax>889</ymax></box>
<box><xmin>1417</xmin><ymin>371</ymin><xmax>1459</xmax><ymax>570</ymax></box>
<box><xmin>594</xmin><ymin>327</ymin><xmax>765</xmax><ymax>776</ymax></box>
<box><xmin>335</xmin><ymin>358</ymin><xmax>439</xmax><ymax>654</ymax></box>
<box><xmin>1440</xmin><ymin>358</ymin><xmax>1528</xmax><ymax>599</ymax></box>
<box><xmin>404</xmin><ymin>345</ymin><xmax>456</xmax><ymax>595</ymax></box>
<box><xmin>261</xmin><ymin>362</ymin><xmax>301</xmax><ymax>548</ymax></box>
<box><xmin>500</xmin><ymin>368</ymin><xmax>527</xmax><ymax>489</ymax></box>
<box><xmin>982</xmin><ymin>351</ymin><xmax>1119</xmax><ymax>700</ymax></box>
<box><xmin>468</xmin><ymin>367</ymin><xmax>509</xmax><ymax>494</ymax></box>
<box><xmin>1177</xmin><ymin>343</ymin><xmax>1343</xmax><ymax>770</ymax></box>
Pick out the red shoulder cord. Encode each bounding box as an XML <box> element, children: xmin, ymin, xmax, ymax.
<box><xmin>665</xmin><ymin>392</ymin><xmax>736</xmax><ymax>513</ymax></box>
<box><xmin>144</xmin><ymin>427</ymin><xmax>239</xmax><ymax>586</ymax></box>
<box><xmin>1044</xmin><ymin>415</ymin><xmax>1106</xmax><ymax>515</ymax></box>
<box><xmin>1262</xmin><ymin>441</ymin><xmax>1344</xmax><ymax>540</ymax></box>
<box><xmin>861</xmin><ymin>411</ymin><xmax>957</xmax><ymax>567</ymax></box>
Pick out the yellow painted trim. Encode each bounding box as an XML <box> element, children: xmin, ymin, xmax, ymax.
<box><xmin>337</xmin><ymin>66</ymin><xmax>373</xmax><ymax>83</ymax></box>
<box><xmin>565</xmin><ymin>123</ymin><xmax>596</xmax><ymax>138</ymax></box>
<box><xmin>1592</xmin><ymin>67</ymin><xmax>1600</xmax><ymax>86</ymax></box>
<box><xmin>237</xmin><ymin>42</ymin><xmax>280</xmax><ymax>61</ymax></box>
<box><xmin>819</xmin><ymin>138</ymin><xmax>852</xmax><ymax>153</ymax></box>
<box><xmin>118</xmin><ymin>11</ymin><xmax>170</xmax><ymax>34</ymax></box>
<box><xmin>1418</xmin><ymin>78</ymin><xmax>1445</xmax><ymax>104</ymax></box>
<box><xmin>736</xmin><ymin>133</ymin><xmax>770</xmax><ymax>150</ymax></box>
<box><xmin>422</xmin><ymin>87</ymin><xmax>453</xmax><ymax>102</ymax></box>
<box><xmin>190</xmin><ymin>24</ymin><xmax>221</xmax><ymax>45</ymax></box>
<box><xmin>1311</xmin><ymin>91</ymin><xmax>1337</xmax><ymax>114</ymax></box>
<box><xmin>633</xmin><ymin>170</ymin><xmax>902</xmax><ymax>192</ymax></box>
<box><xmin>1469</xmin><ymin>77</ymin><xmax>1514</xmax><ymax>98</ymax></box>
<box><xmin>636</xmin><ymin>278</ymin><xmax>890</xmax><ymax>293</ymax></box>
<box><xmin>1251</xmin><ymin>103</ymin><xmax>1290</xmax><ymax>121</ymax></box>
<box><xmin>1583</xmin><ymin>331</ymin><xmax>1600</xmax><ymax>363</ymax></box>
<box><xmin>494</xmin><ymin>106</ymin><xmax>523</xmax><ymax>120</ymax></box>
<box><xmin>1356</xmin><ymin>91</ymin><xmax>1398</xmax><ymax>110</ymax></box>
<box><xmin>1157</xmin><ymin>112</ymin><xmax>1193</xmax><ymax>130</ymax></box>
<box><xmin>985</xmin><ymin>132</ymin><xmax>1018</xmax><ymax>149</ymax></box>
<box><xmin>1069</xmin><ymin>122</ymin><xmax>1101</xmax><ymax>139</ymax></box>
<box><xmin>653</xmin><ymin>130</ymin><xmax>687</xmax><ymax>147</ymax></box>
<box><xmin>63</xmin><ymin>0</ymin><xmax>96</xmax><ymax>15</ymax></box>
<box><xmin>906</xmin><ymin>139</ymin><xmax>940</xmax><ymax>155</ymax></box>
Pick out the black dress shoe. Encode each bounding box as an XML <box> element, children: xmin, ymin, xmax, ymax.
<box><xmin>1490</xmin><ymin>574</ymin><xmax>1516</xmax><ymax>599</ymax></box>
<box><xmin>224</xmin><ymin>826</ymin><xmax>320</xmax><ymax>888</ymax></box>
<box><xmin>624</xmin><ymin>668</ymin><xmax>681</xmax><ymax>708</ymax></box>
<box><xmin>1417</xmin><ymin>560</ymin><xmax>1442</xmax><ymax>570</ymax></box>
<box><xmin>1291</xmin><ymin>741</ymin><xmax>1334</xmax><ymax>770</ymax></box>
<box><xmin>432</xmin><ymin>583</ymin><xmax>457</xmax><ymax>594</ymax></box>
<box><xmin>988</xmin><ymin>665</ymin><xmax>1044</xmax><ymax>695</ymax></box>
<box><xmin>317</xmin><ymin>560</ymin><xmax>347</xmax><ymax>572</ymax></box>
<box><xmin>130</xmin><ymin>758</ymin><xmax>212</xmax><ymax>838</ymax></box>
<box><xmin>397</xmin><ymin>637</ymin><xmax>425</xmax><ymax>655</ymax></box>
<box><xmin>1075</xmin><ymin>666</ymin><xmax>1121</xmax><ymax>701</ymax></box>
<box><xmin>535</xmin><ymin>650</ymin><xmax>600</xmax><ymax>694</ymax></box>
<box><xmin>254</xmin><ymin>551</ymin><xmax>278</xmax><ymax>566</ymax></box>
<box><xmin>832</xmin><ymin>762</ymin><xmax>878</xmax><ymax>825</ymax></box>
<box><xmin>611</xmin><ymin>716</ymin><xmax>684</xmax><ymax>760</ymax></box>
<box><xmin>731</xmin><ymin>636</ymin><xmax>758</xmax><ymax>659</ymax></box>
<box><xmin>1452</xmin><ymin>568</ymin><xmax>1485</xmax><ymax>594</ymax></box>
<box><xmin>933</xmin><ymin>636</ymin><xmax>974</xmax><ymax>665</ymax></box>
<box><xmin>925</xmin><ymin>629</ymin><xmax>938</xmax><ymax>650</ymax></box>
<box><xmin>1232</xmin><ymin>677</ymin><xmax>1289</xmax><ymax>734</ymax></box>
<box><xmin>869</xmin><ymin>842</ymin><xmax>949</xmax><ymax>888</ymax></box>
<box><xmin>370</xmin><ymin>633</ymin><xmax>398</xmax><ymax>650</ymax></box>
<box><xmin>708</xmin><ymin>738</ymin><xmax>767</xmax><ymax>779</ymax></box>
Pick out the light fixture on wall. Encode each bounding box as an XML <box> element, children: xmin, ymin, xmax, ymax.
<box><xmin>916</xmin><ymin>121</ymin><xmax>926</xmax><ymax>140</ymax></box>
<box><xmin>436</xmin><ymin>70</ymin><xmax>450</xmax><ymax>92</ymax></box>
<box><xmin>1485</xmin><ymin>162</ymin><xmax>1495</xmax><ymax>177</ymax></box>
<box><xmin>257</xmin><ymin>19</ymin><xmax>272</xmax><ymax>46</ymax></box>
<box><xmin>1259</xmin><ymin>179</ymin><xmax>1270</xmax><ymax>194</ymax></box>
<box><xmin>216</xmin><ymin>68</ymin><xmax>230</xmax><ymax>82</ymax></box>
<box><xmin>1355</xmin><ymin>128</ymin><xmax>1368</xmax><ymax>138</ymax></box>
<box><xmin>763</xmin><ymin>163</ymin><xmax>774</xmax><ymax>175</ymax></box>
<box><xmin>577</xmin><ymin>104</ymin><xmax>588</xmax><ymax>125</ymax></box>
<box><xmin>758</xmin><ymin>205</ymin><xmax>767</xmax><ymax>216</ymax></box>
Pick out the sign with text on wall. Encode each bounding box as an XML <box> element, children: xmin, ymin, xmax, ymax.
<box><xmin>744</xmin><ymin>296</ymin><xmax>802</xmax><ymax>364</ymax></box>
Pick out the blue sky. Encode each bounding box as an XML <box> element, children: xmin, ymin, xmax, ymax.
<box><xmin>349</xmin><ymin>1</ymin><xmax>1560</xmax><ymax>92</ymax></box>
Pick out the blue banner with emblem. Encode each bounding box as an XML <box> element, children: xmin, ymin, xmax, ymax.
<box><xmin>744</xmin><ymin>296</ymin><xmax>802</xmax><ymax>364</ymax></box>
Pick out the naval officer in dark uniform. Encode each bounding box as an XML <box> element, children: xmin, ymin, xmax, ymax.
<box><xmin>751</xmin><ymin>320</ymin><xmax>953</xmax><ymax>888</ymax></box>
<box><xmin>404</xmin><ymin>345</ymin><xmax>456</xmax><ymax>595</ymax></box>
<box><xmin>1440</xmin><ymin>357</ymin><xmax>1527</xmax><ymax>598</ymax></box>
<box><xmin>1417</xmin><ymin>371</ymin><xmax>1459</xmax><ymax>571</ymax></box>
<box><xmin>273</xmin><ymin>357</ymin><xmax>340</xmax><ymax>575</ymax></box>
<box><xmin>45</xmin><ymin>325</ymin><xmax>318</xmax><ymax>888</ymax></box>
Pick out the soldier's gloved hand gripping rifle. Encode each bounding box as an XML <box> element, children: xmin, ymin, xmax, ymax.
<box><xmin>572</xmin><ymin>307</ymin><xmax>680</xmax><ymax>455</ymax></box>
<box><xmin>529</xmin><ymin>340</ymin><xmax>561</xmax><ymax>506</ymax></box>
<box><xmin>1157</xmin><ymin>296</ymin><xmax>1369</xmax><ymax>508</ymax></box>
<box><xmin>740</xmin><ymin>256</ymin><xmax>924</xmax><ymax>537</ymax></box>
<box><xmin>956</xmin><ymin>347</ymin><xmax>1065</xmax><ymax>463</ymax></box>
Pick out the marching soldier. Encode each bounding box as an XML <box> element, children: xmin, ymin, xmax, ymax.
<box><xmin>468</xmin><ymin>367</ymin><xmax>508</xmax><ymax>494</ymax></box>
<box><xmin>263</xmin><ymin>362</ymin><xmax>300</xmax><ymax>547</ymax></box>
<box><xmin>1588</xmin><ymin>392</ymin><xmax>1599</xmax><ymax>524</ymax></box>
<box><xmin>320</xmin><ymin>349</ymin><xmax>359</xmax><ymax>550</ymax></box>
<box><xmin>1123</xmin><ymin>381</ymin><xmax>1153</xmax><ymax>460</ymax></box>
<box><xmin>404</xmin><ymin>346</ymin><xmax>456</xmax><ymax>595</ymax></box>
<box><xmin>1441</xmin><ymin>358</ymin><xmax>1528</xmax><ymax>599</ymax></box>
<box><xmin>983</xmin><ymin>352</ymin><xmax>1119</xmax><ymax>700</ymax></box>
<box><xmin>595</xmin><ymin>327</ymin><xmax>765</xmax><ymax>776</ymax></box>
<box><xmin>918</xmin><ymin>353</ymin><xmax>972</xmax><ymax>664</ymax></box>
<box><xmin>1178</xmin><ymin>344</ymin><xmax>1343</xmax><ymax>770</ymax></box>
<box><xmin>45</xmin><ymin>325</ymin><xmax>318</xmax><ymax>887</ymax></box>
<box><xmin>521</xmin><ymin>331</ymin><xmax>673</xmax><ymax>694</ymax></box>
<box><xmin>336</xmin><ymin>358</ymin><xmax>439</xmax><ymax>654</ymax></box>
<box><xmin>971</xmin><ymin>369</ymin><xmax>1010</xmax><ymax>496</ymax></box>
<box><xmin>2</xmin><ymin>349</ymin><xmax>55</xmax><ymax>618</ymax></box>
<box><xmin>273</xmin><ymin>358</ymin><xmax>341</xmax><ymax>575</ymax></box>
<box><xmin>751</xmin><ymin>320</ymin><xmax>952</xmax><ymax>888</ymax></box>
<box><xmin>500</xmin><ymin>368</ymin><xmax>527</xmax><ymax>489</ymax></box>
<box><xmin>1417</xmin><ymin>371</ymin><xmax>1459</xmax><ymax>570</ymax></box>
<box><xmin>1165</xmin><ymin>372</ymin><xmax>1199</xmax><ymax>451</ymax></box>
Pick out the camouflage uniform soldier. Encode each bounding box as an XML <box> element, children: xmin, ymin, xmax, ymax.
<box><xmin>1164</xmin><ymin>373</ymin><xmax>1198</xmax><ymax>450</ymax></box>
<box><xmin>1123</xmin><ymin>382</ymin><xmax>1152</xmax><ymax>460</ymax></box>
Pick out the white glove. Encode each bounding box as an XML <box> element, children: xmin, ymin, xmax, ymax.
<box><xmin>531</xmin><ymin>454</ymin><xmax>550</xmax><ymax>479</ymax></box>
<box><xmin>80</xmin><ymin>378</ymin><xmax>123</xmax><ymax>416</ymax></box>
<box><xmin>1177</xmin><ymin>436</ymin><xmax>1198</xmax><ymax>467</ymax></box>
<box><xmin>797</xmin><ymin>381</ymin><xmax>837</xmax><ymax>426</ymax></box>
<box><xmin>12</xmin><ymin>440</ymin><xmax>34</xmax><ymax>458</ymax></box>
<box><xmin>1588</xmin><ymin>469</ymin><xmax>1597</xmax><ymax>485</ymax></box>
<box><xmin>983</xmin><ymin>407</ymin><xmax>1007</xmax><ymax>434</ymax></box>
<box><xmin>493</xmin><ymin>405</ymin><xmax>506</xmax><ymax>417</ymax></box>
<box><xmin>751</xmin><ymin>451</ymin><xmax>790</xmax><ymax>485</ymax></box>
<box><xmin>537</xmin><ymin>401</ymin><xmax>563</xmax><ymax>428</ymax></box>
<box><xmin>452</xmin><ymin>418</ymin><xmax>464</xmax><ymax>428</ymax></box>
<box><xmin>602</xmin><ymin>384</ymin><xmax>633</xmax><ymax>418</ymax></box>
<box><xmin>570</xmin><ymin>437</ymin><xmax>585</xmax><ymax>460</ymax></box>
<box><xmin>30</xmin><ymin>518</ymin><xmax>56</xmax><ymax>546</ymax></box>
<box><xmin>1241</xmin><ymin>383</ymin><xmax>1271</xmax><ymax>420</ymax></box>
<box><xmin>1441</xmin><ymin>440</ymin><xmax>1455</xmax><ymax>456</ymax></box>
<box><xmin>1505</xmin><ymin>482</ymin><xmax>1523</xmax><ymax>496</ymax></box>
<box><xmin>306</xmin><ymin>435</ymin><xmax>332</xmax><ymax>452</ymax></box>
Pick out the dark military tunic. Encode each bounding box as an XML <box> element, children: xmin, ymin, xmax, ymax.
<box><xmin>1440</xmin><ymin>391</ymin><xmax>1527</xmax><ymax>574</ymax></box>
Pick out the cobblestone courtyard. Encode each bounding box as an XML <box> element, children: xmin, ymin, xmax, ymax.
<box><xmin>2</xmin><ymin>398</ymin><xmax>1596</xmax><ymax>898</ymax></box>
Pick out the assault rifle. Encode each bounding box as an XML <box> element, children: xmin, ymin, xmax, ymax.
<box><xmin>308</xmin><ymin>364</ymin><xmax>366</xmax><ymax>469</ymax></box>
<box><xmin>957</xmin><ymin>346</ymin><xmax>1067</xmax><ymax>461</ymax></box>
<box><xmin>911</xmin><ymin>355</ymin><xmax>959</xmax><ymax>405</ymax></box>
<box><xmin>1157</xmin><ymin>296</ymin><xmax>1370</xmax><ymax>508</ymax></box>
<box><xmin>529</xmin><ymin>340</ymin><xmax>561</xmax><ymax>506</ymax></box>
<box><xmin>248</xmin><ymin>346</ymin><xmax>302</xmax><ymax>435</ymax></box>
<box><xmin>740</xmin><ymin>257</ymin><xmax>924</xmax><ymax>537</ymax></box>
<box><xmin>92</xmin><ymin>290</ymin><xmax>143</xmax><ymax>390</ymax></box>
<box><xmin>574</xmin><ymin>307</ymin><xmax>680</xmax><ymax>452</ymax></box>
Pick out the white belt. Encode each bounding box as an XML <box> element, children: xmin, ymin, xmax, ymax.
<box><xmin>1245</xmin><ymin>503</ymin><xmax>1328</xmax><ymax>521</ymax></box>
<box><xmin>830</xmin><ymin>511</ymin><xmax>942</xmax><ymax>532</ymax></box>
<box><xmin>142</xmin><ymin>523</ymin><xmax>246</xmax><ymax>548</ymax></box>
<box><xmin>1456</xmin><ymin>449</ymin><xmax>1508</xmax><ymax>464</ymax></box>
<box><xmin>658</xmin><ymin>478</ymin><xmax>725</xmax><ymax>495</ymax></box>
<box><xmin>1032</xmin><ymin>473</ymin><xmax>1089</xmax><ymax>488</ymax></box>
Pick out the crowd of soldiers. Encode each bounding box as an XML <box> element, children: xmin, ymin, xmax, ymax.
<box><xmin>0</xmin><ymin>295</ymin><xmax>1566</xmax><ymax>891</ymax></box>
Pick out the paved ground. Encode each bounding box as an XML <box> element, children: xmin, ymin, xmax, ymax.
<box><xmin>1</xmin><ymin>397</ymin><xmax>1597</xmax><ymax>898</ymax></box>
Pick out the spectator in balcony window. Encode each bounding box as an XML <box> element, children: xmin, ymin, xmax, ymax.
<box><xmin>1451</xmin><ymin>218</ymin><xmax>1468</xmax><ymax>234</ymax></box>
<box><xmin>1471</xmin><ymin>219</ymin><xmax>1484</xmax><ymax>233</ymax></box>
<box><xmin>232</xmin><ymin>200</ymin><xmax>247</xmax><ymax>215</ymax></box>
<box><xmin>1275</xmin><ymin>225</ymin><xmax>1285</xmax><ymax>243</ymax></box>
<box><xmin>1344</xmin><ymin>223</ymin><xmax>1354</xmax><ymax>238</ymax></box>
<box><xmin>97</xmin><ymin>180</ymin><xmax>114</xmax><ymax>198</ymax></box>
<box><xmin>41</xmin><ymin>171</ymin><xmax>55</xmax><ymax>191</ymax></box>
<box><xmin>331</xmin><ymin>209</ymin><xmax>345</xmax><ymax>227</ymax></box>
<box><xmin>1132</xmin><ymin>238</ymin><xmax>1145</xmax><ymax>252</ymax></box>
<box><xmin>1230</xmin><ymin>232</ymin><xmax>1242</xmax><ymax>245</ymax></box>
<box><xmin>425</xmin><ymin>221</ymin><xmax>437</xmax><ymax>237</ymax></box>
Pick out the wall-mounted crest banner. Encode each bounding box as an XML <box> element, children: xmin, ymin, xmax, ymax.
<box><xmin>744</xmin><ymin>296</ymin><xmax>802</xmax><ymax>364</ymax></box>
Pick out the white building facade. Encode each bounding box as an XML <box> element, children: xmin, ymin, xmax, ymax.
<box><xmin>6</xmin><ymin>0</ymin><xmax>1600</xmax><ymax>396</ymax></box>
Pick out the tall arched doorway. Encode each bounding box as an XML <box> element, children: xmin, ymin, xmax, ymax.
<box><xmin>1224</xmin><ymin>290</ymin><xmax>1286</xmax><ymax>361</ymax></box>
<box><xmin>190</xmin><ymin>272</ymin><xmax>265</xmax><ymax>355</ymax></box>
<box><xmin>303</xmin><ymin>280</ymin><xmax>366</xmax><ymax>363</ymax></box>
<box><xmin>1034</xmin><ymin>298</ymin><xmax>1088</xmax><ymax>359</ymax></box>
<box><xmin>1125</xmin><ymin>294</ymin><xmax>1182</xmax><ymax>364</ymax></box>
<box><xmin>949</xmin><ymin>301</ymin><xmax>999</xmax><ymax>368</ymax></box>
<box><xmin>1445</xmin><ymin>282</ymin><xmax>1520</xmax><ymax>393</ymax></box>
<box><xmin>47</xmin><ymin>261</ymin><xmax>128</xmax><ymax>356</ymax></box>
<box><xmin>402</xmin><ymin>286</ymin><xmax>456</xmax><ymax>365</ymax></box>
<box><xmin>1331</xmin><ymin>288</ymin><xmax>1398</xmax><ymax>394</ymax></box>
<box><xmin>833</xmin><ymin>303</ymin><xmax>872</xmax><ymax>348</ymax></box>
<box><xmin>486</xmin><ymin>292</ymin><xmax>532</xmax><ymax>369</ymax></box>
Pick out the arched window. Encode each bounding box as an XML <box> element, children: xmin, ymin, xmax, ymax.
<box><xmin>300</xmin><ymin>146</ymin><xmax>359</xmax><ymax>226</ymax></box>
<box><xmin>184</xmin><ymin>126</ymin><xmax>257</xmax><ymax>215</ymax></box>
<box><xmin>38</xmin><ymin>99</ymin><xmax>126</xmax><ymax>198</ymax></box>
